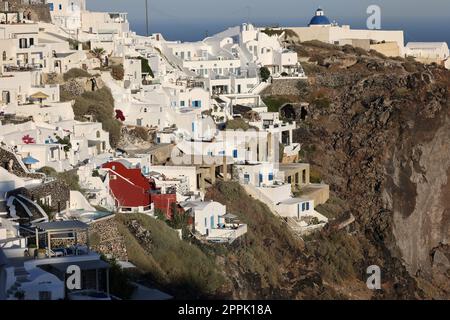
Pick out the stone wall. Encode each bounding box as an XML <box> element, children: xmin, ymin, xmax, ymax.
<box><xmin>6</xmin><ymin>180</ymin><xmax>70</xmax><ymax>213</ymax></box>
<box><xmin>77</xmin><ymin>216</ymin><xmax>129</xmax><ymax>261</ymax></box>
<box><xmin>0</xmin><ymin>147</ymin><xmax>43</xmax><ymax>179</ymax></box>
<box><xmin>1</xmin><ymin>1</ymin><xmax>51</xmax><ymax>23</ymax></box>
<box><xmin>261</xmin><ymin>79</ymin><xmax>303</xmax><ymax>97</ymax></box>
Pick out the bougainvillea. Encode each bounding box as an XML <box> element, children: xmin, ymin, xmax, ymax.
<box><xmin>22</xmin><ymin>134</ymin><xmax>36</xmax><ymax>144</ymax></box>
<box><xmin>115</xmin><ymin>109</ymin><xmax>125</xmax><ymax>121</ymax></box>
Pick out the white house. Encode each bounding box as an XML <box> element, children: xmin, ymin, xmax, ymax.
<box><xmin>287</xmin><ymin>8</ymin><xmax>405</xmax><ymax>57</ymax></box>
<box><xmin>180</xmin><ymin>200</ymin><xmax>247</xmax><ymax>243</ymax></box>
<box><xmin>406</xmin><ymin>42</ymin><xmax>450</xmax><ymax>69</ymax></box>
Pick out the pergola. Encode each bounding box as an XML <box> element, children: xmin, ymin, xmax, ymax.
<box><xmin>34</xmin><ymin>221</ymin><xmax>110</xmax><ymax>297</ymax></box>
<box><xmin>35</xmin><ymin>221</ymin><xmax>91</xmax><ymax>257</ymax></box>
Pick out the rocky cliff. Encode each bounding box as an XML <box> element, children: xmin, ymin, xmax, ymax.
<box><xmin>263</xmin><ymin>41</ymin><xmax>450</xmax><ymax>298</ymax></box>
<box><xmin>2</xmin><ymin>0</ymin><xmax>51</xmax><ymax>23</ymax></box>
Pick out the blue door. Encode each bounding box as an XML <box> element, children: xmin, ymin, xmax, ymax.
<box><xmin>233</xmin><ymin>149</ymin><xmax>238</xmax><ymax>158</ymax></box>
<box><xmin>259</xmin><ymin>173</ymin><xmax>263</xmax><ymax>185</ymax></box>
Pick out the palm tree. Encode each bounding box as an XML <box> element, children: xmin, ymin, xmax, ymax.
<box><xmin>90</xmin><ymin>47</ymin><xmax>106</xmax><ymax>66</ymax></box>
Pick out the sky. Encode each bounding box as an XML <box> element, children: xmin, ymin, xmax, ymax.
<box><xmin>87</xmin><ymin>0</ymin><xmax>450</xmax><ymax>43</ymax></box>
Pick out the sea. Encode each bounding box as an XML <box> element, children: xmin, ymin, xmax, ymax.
<box><xmin>127</xmin><ymin>16</ymin><xmax>450</xmax><ymax>45</ymax></box>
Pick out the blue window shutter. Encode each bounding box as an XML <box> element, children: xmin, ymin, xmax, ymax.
<box><xmin>306</xmin><ymin>202</ymin><xmax>310</xmax><ymax>210</ymax></box>
<box><xmin>49</xmin><ymin>3</ymin><xmax>54</xmax><ymax>11</ymax></box>
<box><xmin>302</xmin><ymin>203</ymin><xmax>306</xmax><ymax>211</ymax></box>
<box><xmin>259</xmin><ymin>173</ymin><xmax>263</xmax><ymax>184</ymax></box>
<box><xmin>192</xmin><ymin>122</ymin><xmax>195</xmax><ymax>132</ymax></box>
<box><xmin>233</xmin><ymin>149</ymin><xmax>238</xmax><ymax>158</ymax></box>
<box><xmin>268</xmin><ymin>173</ymin><xmax>274</xmax><ymax>181</ymax></box>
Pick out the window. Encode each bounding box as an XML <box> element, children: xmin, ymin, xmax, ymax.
<box><xmin>268</xmin><ymin>173</ymin><xmax>274</xmax><ymax>181</ymax></box>
<box><xmin>19</xmin><ymin>38</ymin><xmax>28</xmax><ymax>49</ymax></box>
<box><xmin>2</xmin><ymin>51</ymin><xmax>6</xmax><ymax>61</ymax></box>
<box><xmin>180</xmin><ymin>101</ymin><xmax>185</xmax><ymax>107</ymax></box>
<box><xmin>39</xmin><ymin>291</ymin><xmax>52</xmax><ymax>300</ymax></box>
<box><xmin>59</xmin><ymin>4</ymin><xmax>62</xmax><ymax>10</ymax></box>
<box><xmin>232</xmin><ymin>149</ymin><xmax>238</xmax><ymax>158</ymax></box>
<box><xmin>306</xmin><ymin>202</ymin><xmax>310</xmax><ymax>211</ymax></box>
<box><xmin>110</xmin><ymin>174</ymin><xmax>117</xmax><ymax>180</ymax></box>
<box><xmin>96</xmin><ymin>131</ymin><xmax>100</xmax><ymax>138</ymax></box>
<box><xmin>302</xmin><ymin>203</ymin><xmax>306</xmax><ymax>212</ymax></box>
<box><xmin>49</xmin><ymin>3</ymin><xmax>54</xmax><ymax>11</ymax></box>
<box><xmin>192</xmin><ymin>100</ymin><xmax>201</xmax><ymax>108</ymax></box>
<box><xmin>29</xmin><ymin>38</ymin><xmax>34</xmax><ymax>46</ymax></box>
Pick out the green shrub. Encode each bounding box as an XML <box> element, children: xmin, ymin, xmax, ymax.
<box><xmin>137</xmin><ymin>57</ymin><xmax>154</xmax><ymax>78</ymax></box>
<box><xmin>63</xmin><ymin>68</ymin><xmax>91</xmax><ymax>81</ymax></box>
<box><xmin>106</xmin><ymin>258</ymin><xmax>136</xmax><ymax>299</ymax></box>
<box><xmin>115</xmin><ymin>213</ymin><xmax>224</xmax><ymax>298</ymax></box>
<box><xmin>111</xmin><ymin>64</ymin><xmax>124</xmax><ymax>80</ymax></box>
<box><xmin>38</xmin><ymin>167</ymin><xmax>81</xmax><ymax>191</ymax></box>
<box><xmin>225</xmin><ymin>118</ymin><xmax>252</xmax><ymax>130</ymax></box>
<box><xmin>71</xmin><ymin>87</ymin><xmax>121</xmax><ymax>147</ymax></box>
<box><xmin>259</xmin><ymin>66</ymin><xmax>271</xmax><ymax>82</ymax></box>
<box><xmin>262</xmin><ymin>96</ymin><xmax>291</xmax><ymax>112</ymax></box>
<box><xmin>306</xmin><ymin>231</ymin><xmax>364</xmax><ymax>283</ymax></box>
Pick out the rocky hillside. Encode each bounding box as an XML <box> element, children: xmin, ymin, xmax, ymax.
<box><xmin>3</xmin><ymin>0</ymin><xmax>51</xmax><ymax>22</ymax></box>
<box><xmin>262</xmin><ymin>41</ymin><xmax>450</xmax><ymax>298</ymax></box>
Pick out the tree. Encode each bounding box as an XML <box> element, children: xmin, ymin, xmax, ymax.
<box><xmin>90</xmin><ymin>47</ymin><xmax>106</xmax><ymax>66</ymax></box>
<box><xmin>259</xmin><ymin>66</ymin><xmax>271</xmax><ymax>82</ymax></box>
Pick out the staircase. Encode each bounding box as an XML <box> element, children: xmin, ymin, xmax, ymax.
<box><xmin>6</xmin><ymin>267</ymin><xmax>30</xmax><ymax>300</ymax></box>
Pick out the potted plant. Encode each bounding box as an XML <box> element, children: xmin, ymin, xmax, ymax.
<box><xmin>14</xmin><ymin>290</ymin><xmax>25</xmax><ymax>300</ymax></box>
<box><xmin>37</xmin><ymin>248</ymin><xmax>47</xmax><ymax>259</ymax></box>
<box><xmin>28</xmin><ymin>244</ymin><xmax>37</xmax><ymax>257</ymax></box>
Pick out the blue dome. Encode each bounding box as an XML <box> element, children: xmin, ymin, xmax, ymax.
<box><xmin>309</xmin><ymin>15</ymin><xmax>331</xmax><ymax>26</ymax></box>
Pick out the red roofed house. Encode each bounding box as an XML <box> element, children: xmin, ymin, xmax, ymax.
<box><xmin>102</xmin><ymin>161</ymin><xmax>177</xmax><ymax>217</ymax></box>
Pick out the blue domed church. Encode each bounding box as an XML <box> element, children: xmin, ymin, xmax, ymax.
<box><xmin>308</xmin><ymin>8</ymin><xmax>332</xmax><ymax>26</ymax></box>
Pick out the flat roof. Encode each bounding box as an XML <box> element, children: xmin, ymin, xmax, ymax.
<box><xmin>36</xmin><ymin>220</ymin><xmax>89</xmax><ymax>231</ymax></box>
<box><xmin>48</xmin><ymin>259</ymin><xmax>110</xmax><ymax>272</ymax></box>
<box><xmin>279</xmin><ymin>163</ymin><xmax>310</xmax><ymax>170</ymax></box>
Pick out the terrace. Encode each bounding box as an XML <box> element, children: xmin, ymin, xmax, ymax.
<box><xmin>205</xmin><ymin>213</ymin><xmax>248</xmax><ymax>244</ymax></box>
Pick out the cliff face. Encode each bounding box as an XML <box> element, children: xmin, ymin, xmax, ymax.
<box><xmin>265</xmin><ymin>42</ymin><xmax>450</xmax><ymax>298</ymax></box>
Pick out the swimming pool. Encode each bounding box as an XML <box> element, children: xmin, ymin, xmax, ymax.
<box><xmin>78</xmin><ymin>211</ymin><xmax>114</xmax><ymax>223</ymax></box>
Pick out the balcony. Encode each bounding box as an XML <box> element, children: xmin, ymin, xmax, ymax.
<box><xmin>4</xmin><ymin>64</ymin><xmax>42</xmax><ymax>72</ymax></box>
<box><xmin>205</xmin><ymin>213</ymin><xmax>248</xmax><ymax>243</ymax></box>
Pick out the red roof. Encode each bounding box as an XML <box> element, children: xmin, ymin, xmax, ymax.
<box><xmin>102</xmin><ymin>161</ymin><xmax>152</xmax><ymax>208</ymax></box>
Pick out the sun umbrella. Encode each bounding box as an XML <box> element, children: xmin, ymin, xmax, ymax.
<box><xmin>22</xmin><ymin>155</ymin><xmax>40</xmax><ymax>165</ymax></box>
<box><xmin>30</xmin><ymin>91</ymin><xmax>49</xmax><ymax>106</ymax></box>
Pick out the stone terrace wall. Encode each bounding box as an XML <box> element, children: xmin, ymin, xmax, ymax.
<box><xmin>1</xmin><ymin>1</ymin><xmax>52</xmax><ymax>23</ymax></box>
<box><xmin>6</xmin><ymin>180</ymin><xmax>70</xmax><ymax>212</ymax></box>
<box><xmin>0</xmin><ymin>147</ymin><xmax>43</xmax><ymax>179</ymax></box>
<box><xmin>261</xmin><ymin>79</ymin><xmax>303</xmax><ymax>96</ymax></box>
<box><xmin>78</xmin><ymin>217</ymin><xmax>129</xmax><ymax>261</ymax></box>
